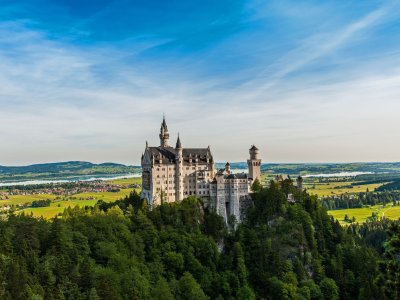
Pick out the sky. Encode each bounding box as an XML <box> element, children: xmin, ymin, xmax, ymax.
<box><xmin>1</xmin><ymin>0</ymin><xmax>400</xmax><ymax>166</ymax></box>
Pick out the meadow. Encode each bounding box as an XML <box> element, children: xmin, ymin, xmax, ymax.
<box><xmin>1</xmin><ymin>194</ymin><xmax>58</xmax><ymax>206</ymax></box>
<box><xmin>3</xmin><ymin>173</ymin><xmax>399</xmax><ymax>222</ymax></box>
<box><xmin>3</xmin><ymin>177</ymin><xmax>143</xmax><ymax>219</ymax></box>
<box><xmin>107</xmin><ymin>176</ymin><xmax>141</xmax><ymax>186</ymax></box>
<box><xmin>305</xmin><ymin>181</ymin><xmax>384</xmax><ymax>197</ymax></box>
<box><xmin>19</xmin><ymin>188</ymin><xmax>134</xmax><ymax>218</ymax></box>
<box><xmin>328</xmin><ymin>204</ymin><xmax>400</xmax><ymax>225</ymax></box>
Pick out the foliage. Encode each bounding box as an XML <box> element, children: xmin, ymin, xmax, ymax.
<box><xmin>376</xmin><ymin>222</ymin><xmax>400</xmax><ymax>299</ymax></box>
<box><xmin>0</xmin><ymin>183</ymin><xmax>391</xmax><ymax>299</ymax></box>
<box><xmin>321</xmin><ymin>190</ymin><xmax>400</xmax><ymax>210</ymax></box>
<box><xmin>30</xmin><ymin>200</ymin><xmax>51</xmax><ymax>208</ymax></box>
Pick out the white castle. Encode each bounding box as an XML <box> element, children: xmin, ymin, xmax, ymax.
<box><xmin>141</xmin><ymin>117</ymin><xmax>261</xmax><ymax>222</ymax></box>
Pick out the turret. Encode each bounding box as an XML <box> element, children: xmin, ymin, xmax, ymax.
<box><xmin>175</xmin><ymin>134</ymin><xmax>184</xmax><ymax>201</ymax></box>
<box><xmin>296</xmin><ymin>176</ymin><xmax>304</xmax><ymax>190</ymax></box>
<box><xmin>225</xmin><ymin>162</ymin><xmax>231</xmax><ymax>174</ymax></box>
<box><xmin>159</xmin><ymin>115</ymin><xmax>170</xmax><ymax>147</ymax></box>
<box><xmin>249</xmin><ymin>145</ymin><xmax>259</xmax><ymax>159</ymax></box>
<box><xmin>247</xmin><ymin>145</ymin><xmax>261</xmax><ymax>181</ymax></box>
<box><xmin>176</xmin><ymin>133</ymin><xmax>182</xmax><ymax>149</ymax></box>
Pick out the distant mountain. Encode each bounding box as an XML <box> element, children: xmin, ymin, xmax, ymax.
<box><xmin>0</xmin><ymin>161</ymin><xmax>140</xmax><ymax>182</ymax></box>
<box><xmin>2</xmin><ymin>161</ymin><xmax>400</xmax><ymax>183</ymax></box>
<box><xmin>216</xmin><ymin>162</ymin><xmax>400</xmax><ymax>175</ymax></box>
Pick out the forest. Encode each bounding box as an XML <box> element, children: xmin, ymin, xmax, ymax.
<box><xmin>321</xmin><ymin>190</ymin><xmax>400</xmax><ymax>210</ymax></box>
<box><xmin>0</xmin><ymin>179</ymin><xmax>399</xmax><ymax>299</ymax></box>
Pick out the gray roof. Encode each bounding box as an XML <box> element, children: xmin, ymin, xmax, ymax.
<box><xmin>147</xmin><ymin>146</ymin><xmax>213</xmax><ymax>164</ymax></box>
<box><xmin>227</xmin><ymin>173</ymin><xmax>248</xmax><ymax>180</ymax></box>
<box><xmin>215</xmin><ymin>171</ymin><xmax>248</xmax><ymax>180</ymax></box>
<box><xmin>211</xmin><ymin>172</ymin><xmax>249</xmax><ymax>184</ymax></box>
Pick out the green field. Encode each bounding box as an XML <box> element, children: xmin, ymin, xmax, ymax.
<box><xmin>18</xmin><ymin>188</ymin><xmax>134</xmax><ymax>219</ymax></box>
<box><xmin>328</xmin><ymin>204</ymin><xmax>400</xmax><ymax>225</ymax></box>
<box><xmin>21</xmin><ymin>199</ymin><xmax>102</xmax><ymax>218</ymax></box>
<box><xmin>108</xmin><ymin>176</ymin><xmax>141</xmax><ymax>186</ymax></box>
<box><xmin>0</xmin><ymin>194</ymin><xmax>58</xmax><ymax>206</ymax></box>
<box><xmin>306</xmin><ymin>181</ymin><xmax>383</xmax><ymax>197</ymax></box>
<box><xmin>0</xmin><ymin>176</ymin><xmax>142</xmax><ymax>219</ymax></box>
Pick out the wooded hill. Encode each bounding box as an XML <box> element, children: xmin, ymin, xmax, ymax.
<box><xmin>0</xmin><ymin>179</ymin><xmax>398</xmax><ymax>299</ymax></box>
<box><xmin>0</xmin><ymin>161</ymin><xmax>140</xmax><ymax>182</ymax></box>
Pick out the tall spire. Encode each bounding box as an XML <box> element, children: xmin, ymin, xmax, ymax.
<box><xmin>162</xmin><ymin>113</ymin><xmax>167</xmax><ymax>129</ymax></box>
<box><xmin>159</xmin><ymin>115</ymin><xmax>170</xmax><ymax>147</ymax></box>
<box><xmin>176</xmin><ymin>132</ymin><xmax>182</xmax><ymax>149</ymax></box>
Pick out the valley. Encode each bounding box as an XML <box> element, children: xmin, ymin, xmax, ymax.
<box><xmin>1</xmin><ymin>161</ymin><xmax>400</xmax><ymax>222</ymax></box>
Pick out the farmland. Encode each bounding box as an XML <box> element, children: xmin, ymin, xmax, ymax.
<box><xmin>305</xmin><ymin>181</ymin><xmax>384</xmax><ymax>197</ymax></box>
<box><xmin>328</xmin><ymin>204</ymin><xmax>400</xmax><ymax>225</ymax></box>
<box><xmin>18</xmin><ymin>188</ymin><xmax>135</xmax><ymax>218</ymax></box>
<box><xmin>0</xmin><ymin>177</ymin><xmax>141</xmax><ymax>219</ymax></box>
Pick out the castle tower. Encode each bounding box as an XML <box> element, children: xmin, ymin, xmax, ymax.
<box><xmin>159</xmin><ymin>115</ymin><xmax>170</xmax><ymax>147</ymax></box>
<box><xmin>225</xmin><ymin>162</ymin><xmax>231</xmax><ymax>174</ymax></box>
<box><xmin>247</xmin><ymin>145</ymin><xmax>261</xmax><ymax>181</ymax></box>
<box><xmin>296</xmin><ymin>176</ymin><xmax>304</xmax><ymax>190</ymax></box>
<box><xmin>175</xmin><ymin>134</ymin><xmax>184</xmax><ymax>201</ymax></box>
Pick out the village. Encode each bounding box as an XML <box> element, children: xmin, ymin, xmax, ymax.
<box><xmin>0</xmin><ymin>179</ymin><xmax>140</xmax><ymax>214</ymax></box>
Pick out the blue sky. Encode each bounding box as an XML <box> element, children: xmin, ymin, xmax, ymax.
<box><xmin>1</xmin><ymin>0</ymin><xmax>400</xmax><ymax>165</ymax></box>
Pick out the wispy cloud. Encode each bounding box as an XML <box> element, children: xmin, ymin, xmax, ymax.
<box><xmin>1</xmin><ymin>1</ymin><xmax>400</xmax><ymax>165</ymax></box>
<box><xmin>243</xmin><ymin>2</ymin><xmax>398</xmax><ymax>94</ymax></box>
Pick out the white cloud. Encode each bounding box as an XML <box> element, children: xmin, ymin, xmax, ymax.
<box><xmin>1</xmin><ymin>3</ymin><xmax>400</xmax><ymax>166</ymax></box>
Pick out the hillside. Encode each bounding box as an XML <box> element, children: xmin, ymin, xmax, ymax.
<box><xmin>216</xmin><ymin>162</ymin><xmax>400</xmax><ymax>175</ymax></box>
<box><xmin>0</xmin><ymin>180</ymin><xmax>396</xmax><ymax>299</ymax></box>
<box><xmin>0</xmin><ymin>161</ymin><xmax>140</xmax><ymax>182</ymax></box>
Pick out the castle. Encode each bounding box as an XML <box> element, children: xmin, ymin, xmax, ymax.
<box><xmin>141</xmin><ymin>117</ymin><xmax>261</xmax><ymax>222</ymax></box>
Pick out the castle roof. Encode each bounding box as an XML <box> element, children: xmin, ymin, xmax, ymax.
<box><xmin>161</xmin><ymin>115</ymin><xmax>168</xmax><ymax>130</ymax></box>
<box><xmin>250</xmin><ymin>145</ymin><xmax>259</xmax><ymax>151</ymax></box>
<box><xmin>176</xmin><ymin>134</ymin><xmax>182</xmax><ymax>149</ymax></box>
<box><xmin>215</xmin><ymin>168</ymin><xmax>248</xmax><ymax>179</ymax></box>
<box><xmin>228</xmin><ymin>173</ymin><xmax>248</xmax><ymax>179</ymax></box>
<box><xmin>146</xmin><ymin>146</ymin><xmax>213</xmax><ymax>165</ymax></box>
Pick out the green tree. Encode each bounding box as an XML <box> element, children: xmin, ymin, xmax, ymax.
<box><xmin>376</xmin><ymin>222</ymin><xmax>400</xmax><ymax>299</ymax></box>
<box><xmin>251</xmin><ymin>178</ymin><xmax>263</xmax><ymax>193</ymax></box>
<box><xmin>151</xmin><ymin>278</ymin><xmax>173</xmax><ymax>300</ymax></box>
<box><xmin>320</xmin><ymin>278</ymin><xmax>339</xmax><ymax>300</ymax></box>
<box><xmin>177</xmin><ymin>272</ymin><xmax>207</xmax><ymax>300</ymax></box>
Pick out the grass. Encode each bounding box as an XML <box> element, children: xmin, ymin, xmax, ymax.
<box><xmin>328</xmin><ymin>204</ymin><xmax>400</xmax><ymax>225</ymax></box>
<box><xmin>306</xmin><ymin>181</ymin><xmax>384</xmax><ymax>197</ymax></box>
<box><xmin>21</xmin><ymin>199</ymin><xmax>101</xmax><ymax>218</ymax></box>
<box><xmin>107</xmin><ymin>177</ymin><xmax>141</xmax><ymax>187</ymax></box>
<box><xmin>71</xmin><ymin>189</ymin><xmax>134</xmax><ymax>201</ymax></box>
<box><xmin>17</xmin><ymin>188</ymin><xmax>134</xmax><ymax>219</ymax></box>
<box><xmin>0</xmin><ymin>194</ymin><xmax>58</xmax><ymax>206</ymax></box>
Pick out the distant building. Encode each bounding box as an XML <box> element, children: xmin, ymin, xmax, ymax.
<box><xmin>141</xmin><ymin>117</ymin><xmax>261</xmax><ymax>222</ymax></box>
<box><xmin>297</xmin><ymin>176</ymin><xmax>304</xmax><ymax>190</ymax></box>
